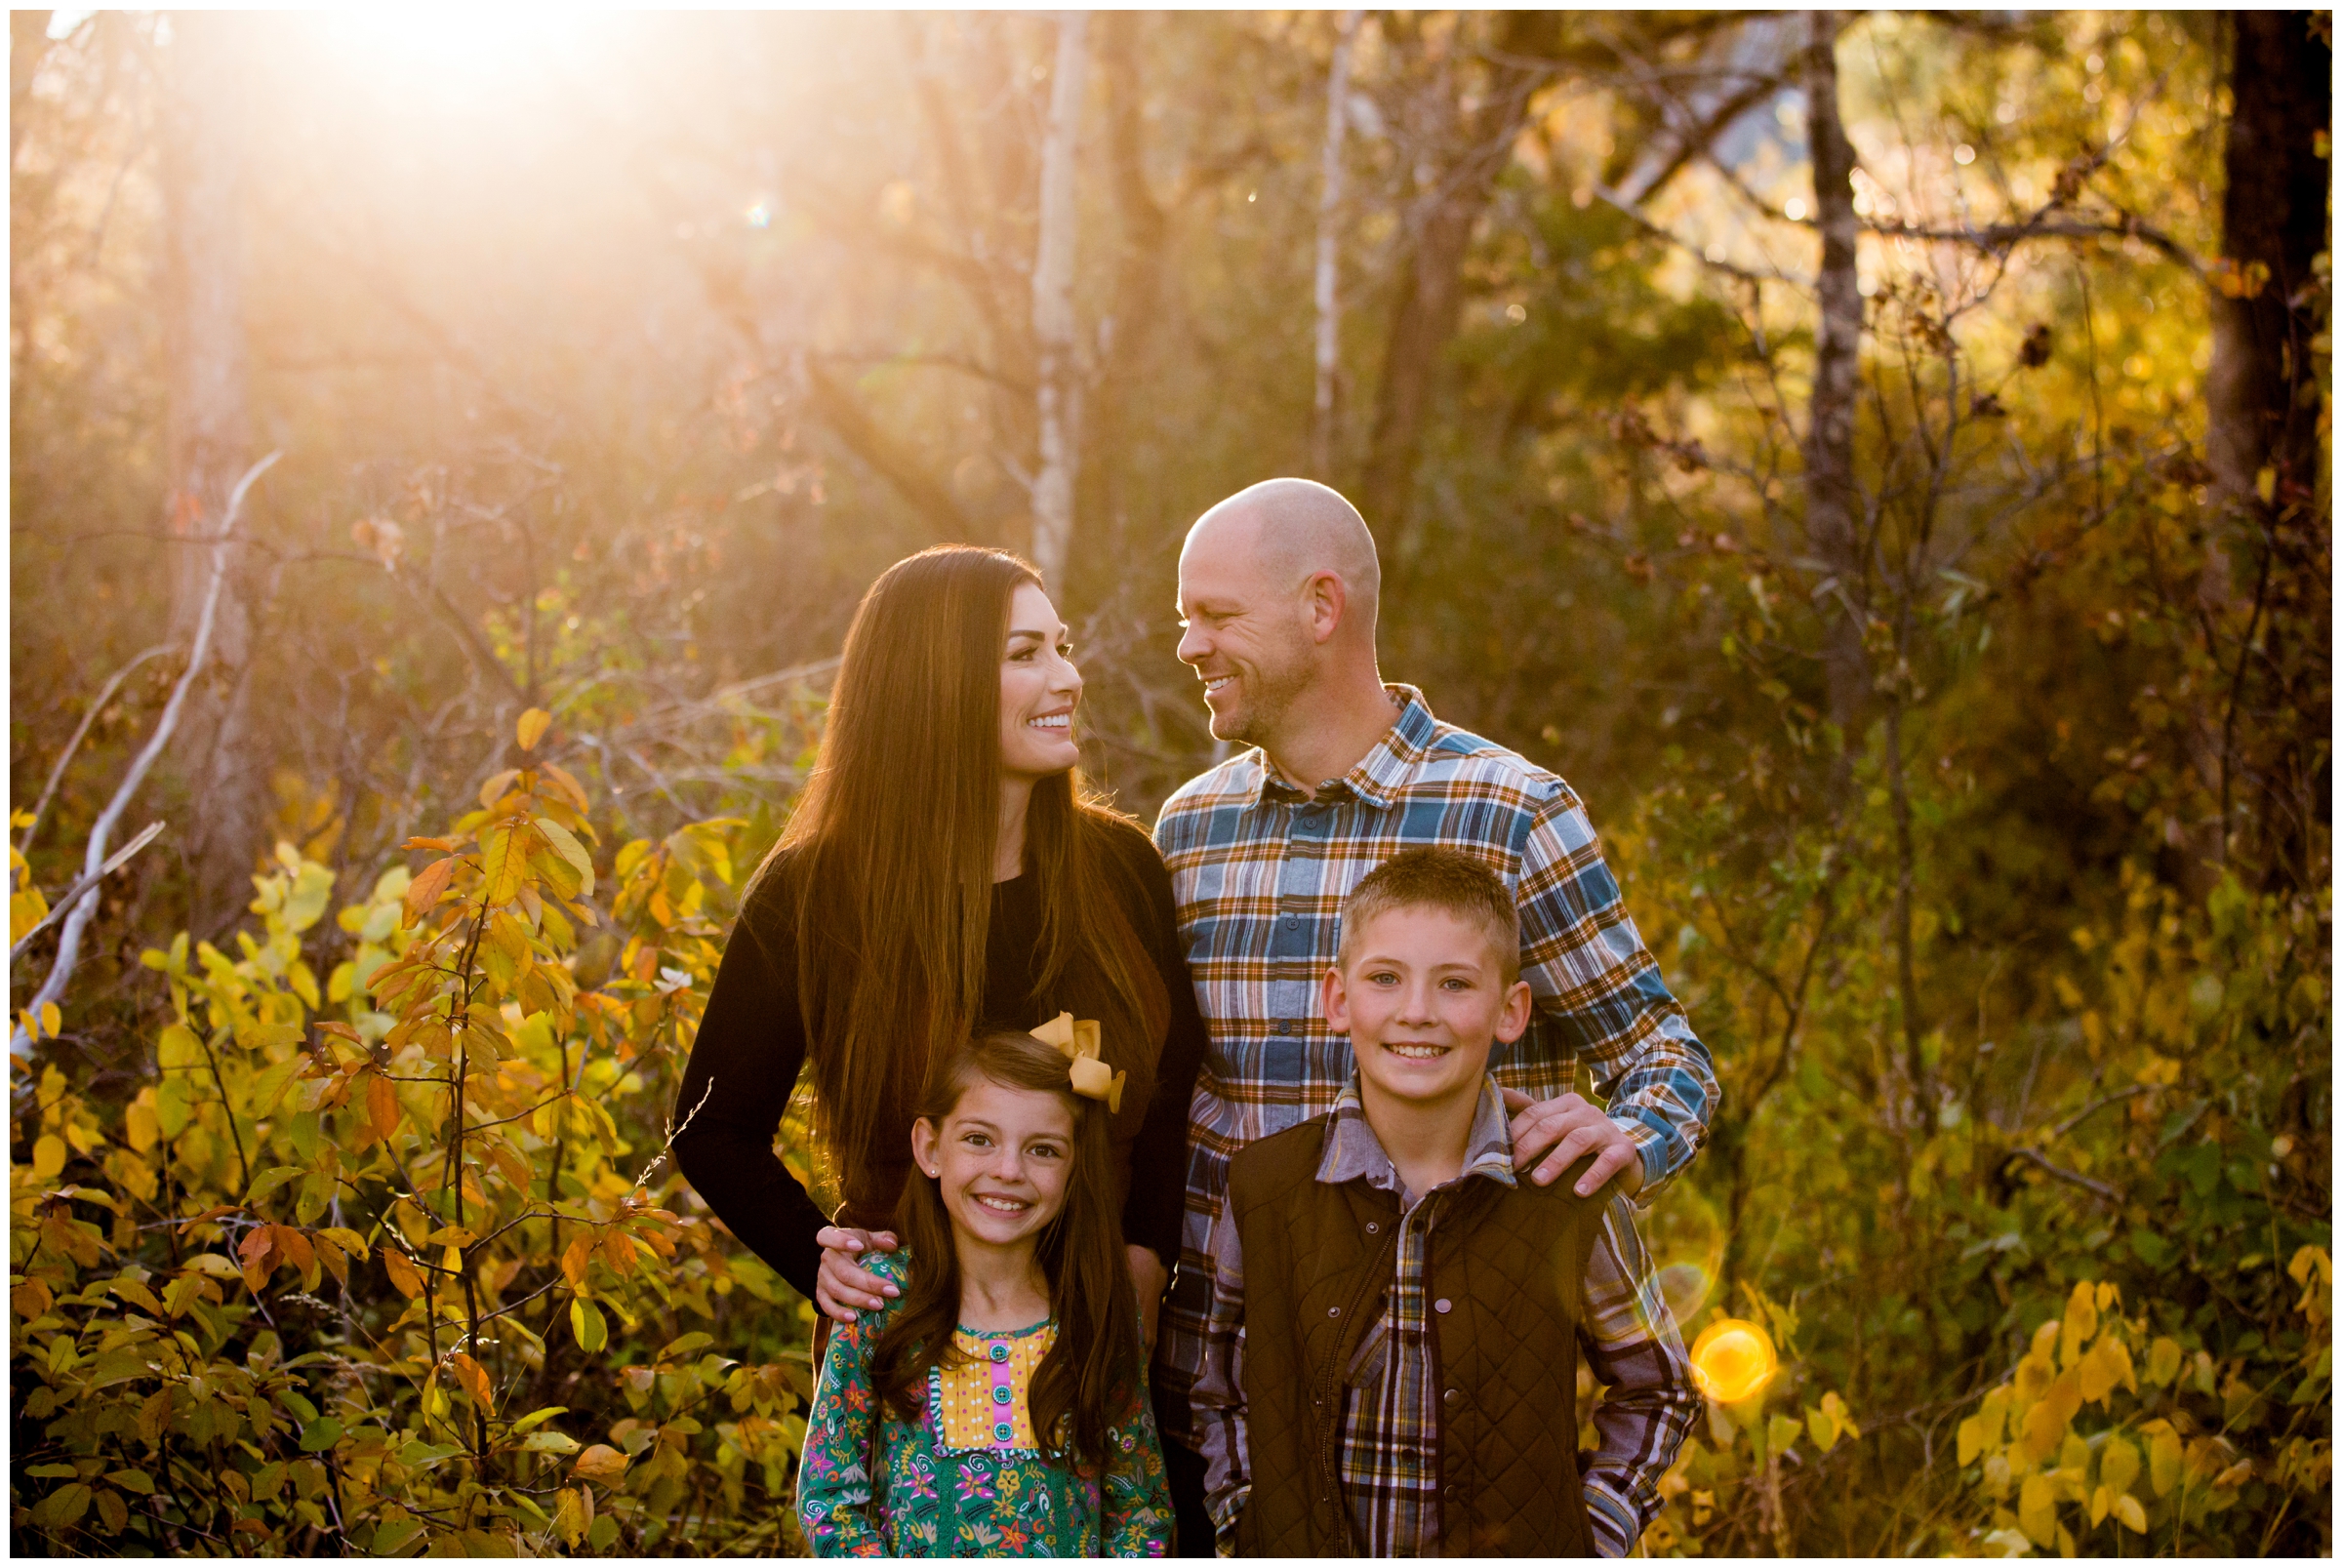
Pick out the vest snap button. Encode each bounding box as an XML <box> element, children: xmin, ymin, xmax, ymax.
<box><xmin>1443</xmin><ymin>1387</ymin><xmax>1461</xmax><ymax>1404</ymax></box>
<box><xmin>1433</xmin><ymin>1297</ymin><xmax>1452</xmax><ymax>1314</ymax></box>
<box><xmin>1327</xmin><ymin>1306</ymin><xmax>1341</xmax><ymax>1317</ymax></box>
<box><xmin>1364</xmin><ymin>1221</ymin><xmax>1379</xmax><ymax>1233</ymax></box>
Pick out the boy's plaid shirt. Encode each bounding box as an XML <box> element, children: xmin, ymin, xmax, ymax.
<box><xmin>1190</xmin><ymin>1078</ymin><xmax>1698</xmax><ymax>1556</ymax></box>
<box><xmin>1151</xmin><ymin>686</ymin><xmax>1716</xmax><ymax>1425</ymax></box>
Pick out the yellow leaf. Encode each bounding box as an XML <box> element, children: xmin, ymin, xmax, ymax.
<box><xmin>2058</xmin><ymin>1431</ymin><xmax>2090</xmax><ymax>1476</ymax></box>
<box><xmin>449</xmin><ymin>1351</ymin><xmax>494</xmax><ymax>1414</ymax></box>
<box><xmin>2255</xmin><ymin>465</ymin><xmax>2277</xmax><ymax>503</ymax></box>
<box><xmin>2078</xmin><ymin>1341</ymin><xmax>2117</xmax><ymax>1403</ymax></box>
<box><xmin>2112</xmin><ymin>1492</ymin><xmax>2146</xmax><ymax>1532</ymax></box>
<box><xmin>534</xmin><ymin>817</ymin><xmax>595</xmax><ymax>898</ymax></box>
<box><xmin>31</xmin><ymin>1135</ymin><xmax>65</xmax><ymax>1179</ymax></box>
<box><xmin>1808</xmin><ymin>1403</ymin><xmax>1841</xmax><ymax>1453</ymax></box>
<box><xmin>480</xmin><ymin>825</ymin><xmax>535</xmax><ymax>907</ymax></box>
<box><xmin>382</xmin><ymin>1246</ymin><xmax>424</xmax><ymax>1300</ymax></box>
<box><xmin>2149</xmin><ymin>1428</ymin><xmax>2183</xmax><ymax>1496</ymax></box>
<box><xmin>124</xmin><ymin>1100</ymin><xmax>159</xmax><ymax>1153</ymax></box>
<box><xmin>2086</xmin><ymin>1484</ymin><xmax>2110</xmax><ymax>1526</ymax></box>
<box><xmin>2018</xmin><ymin>1472</ymin><xmax>2058</xmax><ymax>1547</ymax></box>
<box><xmin>1822</xmin><ymin>1389</ymin><xmax>1860</xmax><ymax>1439</ymax></box>
<box><xmin>516</xmin><ymin>707</ymin><xmax>552</xmax><ymax>752</ymax></box>
<box><xmin>2099</xmin><ymin>1434</ymin><xmax>2140</xmax><ymax>1498</ymax></box>
<box><xmin>553</xmin><ymin>1487</ymin><xmax>590</xmax><ymax>1548</ymax></box>
<box><xmin>2020</xmin><ymin>1398</ymin><xmax>2068</xmax><ymax>1467</ymax></box>
<box><xmin>40</xmin><ymin>1002</ymin><xmax>61</xmax><ymax>1039</ymax></box>
<box><xmin>2060</xmin><ymin>1284</ymin><xmax>2097</xmax><ymax>1367</ymax></box>
<box><xmin>2145</xmin><ymin>1337</ymin><xmax>2182</xmax><ymax>1387</ymax></box>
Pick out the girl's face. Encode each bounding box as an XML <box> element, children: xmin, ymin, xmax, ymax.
<box><xmin>998</xmin><ymin>582</ymin><xmax>1082</xmax><ymax>784</ymax></box>
<box><xmin>911</xmin><ymin>1075</ymin><xmax>1077</xmax><ymax>1252</ymax></box>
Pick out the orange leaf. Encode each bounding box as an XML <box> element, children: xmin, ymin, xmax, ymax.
<box><xmin>561</xmin><ymin>1232</ymin><xmax>595</xmax><ymax>1291</ymax></box>
<box><xmin>382</xmin><ymin>1245</ymin><xmax>424</xmax><ymax>1299</ymax></box>
<box><xmin>572</xmin><ymin>1443</ymin><xmax>629</xmax><ymax>1487</ymax></box>
<box><xmin>450</xmin><ymin>1351</ymin><xmax>495</xmax><ymax>1414</ymax></box>
<box><xmin>403</xmin><ymin>857</ymin><xmax>459</xmax><ymax>929</ymax></box>
<box><xmin>602</xmin><ymin>1231</ymin><xmax>638</xmax><ymax>1277</ymax></box>
<box><xmin>238</xmin><ymin>1226</ymin><xmax>278</xmax><ymax>1293</ymax></box>
<box><xmin>368</xmin><ymin>1073</ymin><xmax>402</xmax><ymax>1144</ymax></box>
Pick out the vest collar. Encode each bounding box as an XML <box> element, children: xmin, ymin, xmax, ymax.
<box><xmin>1315</xmin><ymin>1073</ymin><xmax>1517</xmax><ymax>1204</ymax></box>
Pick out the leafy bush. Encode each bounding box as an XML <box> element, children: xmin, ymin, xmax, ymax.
<box><xmin>11</xmin><ymin>711</ymin><xmax>816</xmax><ymax>1554</ymax></box>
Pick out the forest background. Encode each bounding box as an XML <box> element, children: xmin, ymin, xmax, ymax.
<box><xmin>7</xmin><ymin>9</ymin><xmax>2330</xmax><ymax>1557</ymax></box>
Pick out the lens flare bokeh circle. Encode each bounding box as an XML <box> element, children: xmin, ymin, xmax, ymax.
<box><xmin>1689</xmin><ymin>1317</ymin><xmax>1778</xmax><ymax>1403</ymax></box>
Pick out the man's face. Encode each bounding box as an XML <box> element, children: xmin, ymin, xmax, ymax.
<box><xmin>1323</xmin><ymin>905</ymin><xmax>1532</xmax><ymax>1115</ymax></box>
<box><xmin>1175</xmin><ymin>518</ymin><xmax>1315</xmax><ymax>748</ymax></box>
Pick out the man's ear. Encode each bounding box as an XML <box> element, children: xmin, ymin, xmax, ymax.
<box><xmin>1320</xmin><ymin>965</ymin><xmax>1351</xmax><ymax>1033</ymax></box>
<box><xmin>1493</xmin><ymin>979</ymin><xmax>1533</xmax><ymax>1044</ymax></box>
<box><xmin>1304</xmin><ymin>570</ymin><xmax>1348</xmax><ymax>646</ymax></box>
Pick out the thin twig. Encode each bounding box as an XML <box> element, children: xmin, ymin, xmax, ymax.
<box><xmin>16</xmin><ymin>643</ymin><xmax>174</xmax><ymax>861</ymax></box>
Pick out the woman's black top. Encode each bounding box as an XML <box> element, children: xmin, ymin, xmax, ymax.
<box><xmin>671</xmin><ymin>817</ymin><xmax>1208</xmax><ymax>1305</ymax></box>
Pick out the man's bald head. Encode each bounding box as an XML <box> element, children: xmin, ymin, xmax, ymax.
<box><xmin>1183</xmin><ymin>478</ymin><xmax>1381</xmax><ymax>643</ymax></box>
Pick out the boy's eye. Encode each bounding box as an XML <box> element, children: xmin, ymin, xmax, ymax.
<box><xmin>1440</xmin><ymin>977</ymin><xmax>1472</xmax><ymax>991</ymax></box>
<box><xmin>1367</xmin><ymin>969</ymin><xmax>1399</xmax><ymax>986</ymax></box>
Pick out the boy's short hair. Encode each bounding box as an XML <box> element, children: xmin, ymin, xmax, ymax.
<box><xmin>1336</xmin><ymin>847</ymin><xmax>1521</xmax><ymax>985</ymax></box>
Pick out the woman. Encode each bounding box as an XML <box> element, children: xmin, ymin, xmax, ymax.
<box><xmin>672</xmin><ymin>544</ymin><xmax>1211</xmax><ymax>1547</ymax></box>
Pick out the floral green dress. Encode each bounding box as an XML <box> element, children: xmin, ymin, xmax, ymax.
<box><xmin>797</xmin><ymin>1248</ymin><xmax>1173</xmax><ymax>1557</ymax></box>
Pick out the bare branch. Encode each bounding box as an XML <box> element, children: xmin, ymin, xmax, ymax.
<box><xmin>17</xmin><ymin>643</ymin><xmax>175</xmax><ymax>860</ymax></box>
<box><xmin>12</xmin><ymin>451</ymin><xmax>281</xmax><ymax>1057</ymax></box>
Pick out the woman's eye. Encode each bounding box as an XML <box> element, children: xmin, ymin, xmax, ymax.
<box><xmin>963</xmin><ymin>1132</ymin><xmax>990</xmax><ymax>1147</ymax></box>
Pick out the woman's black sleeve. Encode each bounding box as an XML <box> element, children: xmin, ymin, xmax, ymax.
<box><xmin>1113</xmin><ymin>829</ymin><xmax>1208</xmax><ymax>1269</ymax></box>
<box><xmin>671</xmin><ymin>888</ymin><xmax>831</xmax><ymax>1304</ymax></box>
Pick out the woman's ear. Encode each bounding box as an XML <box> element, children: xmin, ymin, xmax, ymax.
<box><xmin>910</xmin><ymin>1116</ymin><xmax>940</xmax><ymax>1179</ymax></box>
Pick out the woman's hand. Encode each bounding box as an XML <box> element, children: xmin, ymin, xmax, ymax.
<box><xmin>1126</xmin><ymin>1243</ymin><xmax>1170</xmax><ymax>1357</ymax></box>
<box><xmin>816</xmin><ymin>1226</ymin><xmax>901</xmax><ymax>1323</ymax></box>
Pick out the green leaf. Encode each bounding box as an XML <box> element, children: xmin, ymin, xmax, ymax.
<box><xmin>246</xmin><ymin>1165</ymin><xmax>308</xmax><ymax>1207</ymax></box>
<box><xmin>570</xmin><ymin>1297</ymin><xmax>608</xmax><ymax>1354</ymax></box>
<box><xmin>657</xmin><ymin>1332</ymin><xmax>713</xmax><ymax>1363</ymax></box>
<box><xmin>26</xmin><ymin>1463</ymin><xmax>80</xmax><ymax>1479</ymax></box>
<box><xmin>244</xmin><ymin>1057</ymin><xmax>305</xmax><ymax>1118</ymax></box>
<box><xmin>522</xmin><ymin>1430</ymin><xmax>581</xmax><ymax>1455</ymax></box>
<box><xmin>299</xmin><ymin>1416</ymin><xmax>345</xmax><ymax>1452</ymax></box>
<box><xmin>509</xmin><ymin>1405</ymin><xmax>568</xmax><ymax>1433</ymax></box>
<box><xmin>371</xmin><ymin>1517</ymin><xmax>426</xmax><ymax>1556</ymax></box>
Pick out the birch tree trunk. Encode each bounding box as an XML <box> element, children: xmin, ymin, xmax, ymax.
<box><xmin>1311</xmin><ymin>11</ymin><xmax>1362</xmax><ymax>480</ymax></box>
<box><xmin>1798</xmin><ymin>11</ymin><xmax>1870</xmax><ymax>745</ymax></box>
<box><xmin>160</xmin><ymin>11</ymin><xmax>262</xmax><ymax>927</ymax></box>
<box><xmin>1030</xmin><ymin>12</ymin><xmax>1088</xmax><ymax>591</ymax></box>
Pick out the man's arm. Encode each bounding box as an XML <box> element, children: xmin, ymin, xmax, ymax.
<box><xmin>1512</xmin><ymin>785</ymin><xmax>1717</xmax><ymax>1197</ymax></box>
<box><xmin>1576</xmin><ymin>1194</ymin><xmax>1699</xmax><ymax>1556</ymax></box>
<box><xmin>1189</xmin><ymin>1208</ymin><xmax>1254</xmax><ymax>1555</ymax></box>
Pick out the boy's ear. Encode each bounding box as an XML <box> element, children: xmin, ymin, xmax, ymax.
<box><xmin>1493</xmin><ymin>979</ymin><xmax>1533</xmax><ymax>1044</ymax></box>
<box><xmin>1319</xmin><ymin>965</ymin><xmax>1351</xmax><ymax>1033</ymax></box>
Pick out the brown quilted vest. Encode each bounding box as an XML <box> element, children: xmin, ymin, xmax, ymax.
<box><xmin>1226</xmin><ymin>1112</ymin><xmax>1606</xmax><ymax>1557</ymax></box>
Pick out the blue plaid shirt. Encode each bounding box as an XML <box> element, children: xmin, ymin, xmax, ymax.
<box><xmin>1152</xmin><ymin>685</ymin><xmax>1715</xmax><ymax>1427</ymax></box>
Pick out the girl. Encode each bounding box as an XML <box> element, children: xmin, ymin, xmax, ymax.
<box><xmin>797</xmin><ymin>1028</ymin><xmax>1173</xmax><ymax>1557</ymax></box>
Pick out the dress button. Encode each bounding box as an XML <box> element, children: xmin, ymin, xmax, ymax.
<box><xmin>988</xmin><ymin>1343</ymin><xmax>1010</xmax><ymax>1363</ymax></box>
<box><xmin>1433</xmin><ymin>1298</ymin><xmax>1452</xmax><ymax>1314</ymax></box>
<box><xmin>992</xmin><ymin>1386</ymin><xmax>1012</xmax><ymax>1405</ymax></box>
<box><xmin>994</xmin><ymin>1422</ymin><xmax>1014</xmax><ymax>1442</ymax></box>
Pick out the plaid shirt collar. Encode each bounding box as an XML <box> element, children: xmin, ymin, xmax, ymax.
<box><xmin>1315</xmin><ymin>1072</ymin><xmax>1518</xmax><ymax>1200</ymax></box>
<box><xmin>1246</xmin><ymin>683</ymin><xmax>1438</xmax><ymax>812</ymax></box>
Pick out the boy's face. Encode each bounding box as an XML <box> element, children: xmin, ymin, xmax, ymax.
<box><xmin>1322</xmin><ymin>904</ymin><xmax>1534</xmax><ymax>1111</ymax></box>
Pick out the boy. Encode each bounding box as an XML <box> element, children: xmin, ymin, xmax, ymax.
<box><xmin>1190</xmin><ymin>848</ymin><xmax>1697</xmax><ymax>1555</ymax></box>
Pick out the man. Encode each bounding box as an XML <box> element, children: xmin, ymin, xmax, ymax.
<box><xmin>1150</xmin><ymin>477</ymin><xmax>1716</xmax><ymax>1544</ymax></box>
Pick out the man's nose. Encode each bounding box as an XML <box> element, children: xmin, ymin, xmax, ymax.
<box><xmin>1176</xmin><ymin>623</ymin><xmax>1208</xmax><ymax>666</ymax></box>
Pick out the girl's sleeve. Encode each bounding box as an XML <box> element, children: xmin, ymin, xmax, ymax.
<box><xmin>795</xmin><ymin>1257</ymin><xmax>901</xmax><ymax>1558</ymax></box>
<box><xmin>1101</xmin><ymin>1368</ymin><xmax>1175</xmax><ymax>1557</ymax></box>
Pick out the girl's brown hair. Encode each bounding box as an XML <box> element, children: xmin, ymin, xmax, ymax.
<box><xmin>869</xmin><ymin>1029</ymin><xmax>1143</xmax><ymax>1467</ymax></box>
<box><xmin>746</xmin><ymin>544</ymin><xmax>1168</xmax><ymax>1215</ymax></box>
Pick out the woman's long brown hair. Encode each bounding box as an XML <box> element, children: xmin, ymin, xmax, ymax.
<box><xmin>746</xmin><ymin>544</ymin><xmax>1168</xmax><ymax>1217</ymax></box>
<box><xmin>869</xmin><ymin>1029</ymin><xmax>1143</xmax><ymax>1468</ymax></box>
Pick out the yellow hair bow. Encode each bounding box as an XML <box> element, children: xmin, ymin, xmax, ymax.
<box><xmin>1030</xmin><ymin>1010</ymin><xmax>1124</xmax><ymax>1115</ymax></box>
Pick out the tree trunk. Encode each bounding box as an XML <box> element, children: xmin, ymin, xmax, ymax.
<box><xmin>1799</xmin><ymin>11</ymin><xmax>1871</xmax><ymax>751</ymax></box>
<box><xmin>1356</xmin><ymin>12</ymin><xmax>1558</xmax><ymax>539</ymax></box>
<box><xmin>1083</xmin><ymin>12</ymin><xmax>1171</xmax><ymax>553</ymax></box>
<box><xmin>1030</xmin><ymin>12</ymin><xmax>1088</xmax><ymax>591</ymax></box>
<box><xmin>160</xmin><ymin>11</ymin><xmax>262</xmax><ymax>928</ymax></box>
<box><xmin>1311</xmin><ymin>11</ymin><xmax>1362</xmax><ymax>480</ymax></box>
<box><xmin>2187</xmin><ymin>10</ymin><xmax>2331</xmax><ymax>893</ymax></box>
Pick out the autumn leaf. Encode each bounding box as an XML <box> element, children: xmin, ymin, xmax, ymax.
<box><xmin>382</xmin><ymin>1245</ymin><xmax>424</xmax><ymax>1299</ymax></box>
<box><xmin>479</xmin><ymin>825</ymin><xmax>536</xmax><ymax>907</ymax></box>
<box><xmin>572</xmin><ymin>1443</ymin><xmax>630</xmax><ymax>1487</ymax></box>
<box><xmin>403</xmin><ymin>856</ymin><xmax>458</xmax><ymax>928</ymax></box>
<box><xmin>450</xmin><ymin>1350</ymin><xmax>495</xmax><ymax>1414</ymax></box>
<box><xmin>516</xmin><ymin>706</ymin><xmax>552</xmax><ymax>751</ymax></box>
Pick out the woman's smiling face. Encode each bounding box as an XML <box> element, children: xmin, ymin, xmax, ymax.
<box><xmin>910</xmin><ymin>1075</ymin><xmax>1077</xmax><ymax>1250</ymax></box>
<box><xmin>998</xmin><ymin>582</ymin><xmax>1082</xmax><ymax>784</ymax></box>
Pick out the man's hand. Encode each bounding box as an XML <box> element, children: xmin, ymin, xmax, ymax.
<box><xmin>1127</xmin><ymin>1244</ymin><xmax>1169</xmax><ymax>1357</ymax></box>
<box><xmin>815</xmin><ymin>1226</ymin><xmax>901</xmax><ymax>1323</ymax></box>
<box><xmin>1501</xmin><ymin>1088</ymin><xmax>1645</xmax><ymax>1197</ymax></box>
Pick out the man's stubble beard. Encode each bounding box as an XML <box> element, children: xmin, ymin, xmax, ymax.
<box><xmin>1213</xmin><ymin>649</ymin><xmax>1315</xmax><ymax>754</ymax></box>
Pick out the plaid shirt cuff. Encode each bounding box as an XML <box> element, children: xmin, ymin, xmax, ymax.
<box><xmin>1584</xmin><ymin>1477</ymin><xmax>1638</xmax><ymax>1557</ymax></box>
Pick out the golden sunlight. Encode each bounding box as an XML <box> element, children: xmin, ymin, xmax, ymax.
<box><xmin>1689</xmin><ymin>1317</ymin><xmax>1779</xmax><ymax>1404</ymax></box>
